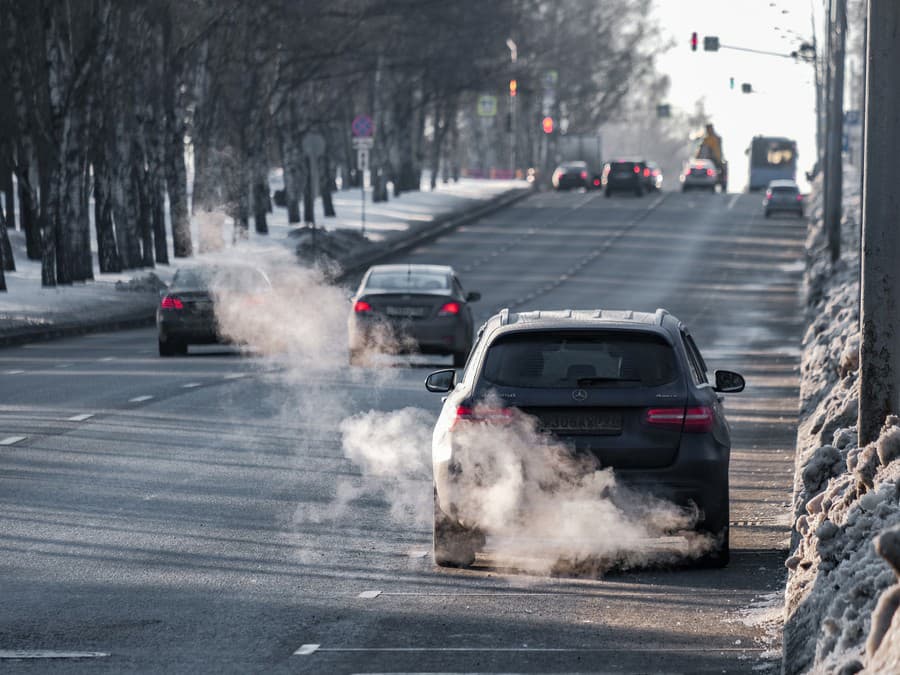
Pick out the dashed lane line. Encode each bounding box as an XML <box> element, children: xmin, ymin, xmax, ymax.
<box><xmin>727</xmin><ymin>193</ymin><xmax>740</xmax><ymax>210</ymax></box>
<box><xmin>67</xmin><ymin>413</ymin><xmax>94</xmax><ymax>422</ymax></box>
<box><xmin>293</xmin><ymin>644</ymin><xmax>763</xmax><ymax>655</ymax></box>
<box><xmin>357</xmin><ymin>590</ymin><xmax>382</xmax><ymax>599</ymax></box>
<box><xmin>0</xmin><ymin>436</ymin><xmax>26</xmax><ymax>446</ymax></box>
<box><xmin>128</xmin><ymin>395</ymin><xmax>154</xmax><ymax>403</ymax></box>
<box><xmin>0</xmin><ymin>650</ymin><xmax>109</xmax><ymax>659</ymax></box>
<box><xmin>182</xmin><ymin>382</ymin><xmax>202</xmax><ymax>388</ymax></box>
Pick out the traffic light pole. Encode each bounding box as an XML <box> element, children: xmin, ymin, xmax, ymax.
<box><xmin>858</xmin><ymin>0</ymin><xmax>900</xmax><ymax>445</ymax></box>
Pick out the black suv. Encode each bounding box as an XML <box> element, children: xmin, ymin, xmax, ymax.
<box><xmin>601</xmin><ymin>160</ymin><xmax>647</xmax><ymax>197</ymax></box>
<box><xmin>424</xmin><ymin>308</ymin><xmax>744</xmax><ymax>568</ymax></box>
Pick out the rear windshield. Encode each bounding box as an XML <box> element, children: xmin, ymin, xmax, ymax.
<box><xmin>610</xmin><ymin>162</ymin><xmax>636</xmax><ymax>171</ymax></box>
<box><xmin>366</xmin><ymin>271</ymin><xmax>449</xmax><ymax>291</ymax></box>
<box><xmin>771</xmin><ymin>186</ymin><xmax>799</xmax><ymax>194</ymax></box>
<box><xmin>173</xmin><ymin>266</ymin><xmax>269</xmax><ymax>292</ymax></box>
<box><xmin>481</xmin><ymin>331</ymin><xmax>678</xmax><ymax>388</ymax></box>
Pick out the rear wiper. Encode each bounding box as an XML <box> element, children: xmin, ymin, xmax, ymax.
<box><xmin>576</xmin><ymin>377</ymin><xmax>641</xmax><ymax>386</ymax></box>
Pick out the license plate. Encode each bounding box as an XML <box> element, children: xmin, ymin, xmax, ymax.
<box><xmin>385</xmin><ymin>306</ymin><xmax>427</xmax><ymax>318</ymax></box>
<box><xmin>538</xmin><ymin>411</ymin><xmax>623</xmax><ymax>435</ymax></box>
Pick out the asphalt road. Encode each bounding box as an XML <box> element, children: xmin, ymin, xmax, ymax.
<box><xmin>0</xmin><ymin>189</ymin><xmax>806</xmax><ymax>674</ymax></box>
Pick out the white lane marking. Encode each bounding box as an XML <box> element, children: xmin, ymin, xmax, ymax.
<box><xmin>727</xmin><ymin>194</ymin><xmax>740</xmax><ymax>210</ymax></box>
<box><xmin>224</xmin><ymin>373</ymin><xmax>246</xmax><ymax>380</ymax></box>
<box><xmin>67</xmin><ymin>413</ymin><xmax>94</xmax><ymax>422</ymax></box>
<box><xmin>293</xmin><ymin>644</ymin><xmax>320</xmax><ymax>655</ymax></box>
<box><xmin>99</xmin><ymin>357</ymin><xmax>116</xmax><ymax>362</ymax></box>
<box><xmin>357</xmin><ymin>590</ymin><xmax>382</xmax><ymax>599</ymax></box>
<box><xmin>406</xmin><ymin>550</ymin><xmax>429</xmax><ymax>559</ymax></box>
<box><xmin>0</xmin><ymin>436</ymin><xmax>26</xmax><ymax>446</ymax></box>
<box><xmin>182</xmin><ymin>382</ymin><xmax>202</xmax><ymax>388</ymax></box>
<box><xmin>128</xmin><ymin>395</ymin><xmax>154</xmax><ymax>403</ymax></box>
<box><xmin>55</xmin><ymin>363</ymin><xmax>72</xmax><ymax>368</ymax></box>
<box><xmin>0</xmin><ymin>650</ymin><xmax>109</xmax><ymax>659</ymax></box>
<box><xmin>296</xmin><ymin>646</ymin><xmax>759</xmax><ymax>654</ymax></box>
<box><xmin>5</xmin><ymin>370</ymin><xmax>25</xmax><ymax>375</ymax></box>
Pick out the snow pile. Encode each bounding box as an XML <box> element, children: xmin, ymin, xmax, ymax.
<box><xmin>783</xmin><ymin>172</ymin><xmax>900</xmax><ymax>674</ymax></box>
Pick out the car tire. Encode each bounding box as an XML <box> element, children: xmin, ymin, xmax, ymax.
<box><xmin>697</xmin><ymin>526</ymin><xmax>730</xmax><ymax>568</ymax></box>
<box><xmin>604</xmin><ymin>189</ymin><xmax>612</xmax><ymax>198</ymax></box>
<box><xmin>764</xmin><ymin>210</ymin><xmax>771</xmax><ymax>219</ymax></box>
<box><xmin>158</xmin><ymin>338</ymin><xmax>176</xmax><ymax>357</ymax></box>
<box><xmin>681</xmin><ymin>186</ymin><xmax>689</xmax><ymax>193</ymax></box>
<box><xmin>433</xmin><ymin>488</ymin><xmax>482</xmax><ymax>568</ymax></box>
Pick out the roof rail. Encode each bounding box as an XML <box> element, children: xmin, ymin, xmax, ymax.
<box><xmin>654</xmin><ymin>308</ymin><xmax>669</xmax><ymax>326</ymax></box>
<box><xmin>499</xmin><ymin>308</ymin><xmax>510</xmax><ymax>326</ymax></box>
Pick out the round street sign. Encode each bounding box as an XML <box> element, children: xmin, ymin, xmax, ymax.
<box><xmin>351</xmin><ymin>114</ymin><xmax>374</xmax><ymax>138</ymax></box>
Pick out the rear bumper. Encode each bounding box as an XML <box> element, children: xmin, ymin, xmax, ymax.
<box><xmin>348</xmin><ymin>314</ymin><xmax>470</xmax><ymax>354</ymax></box>
<box><xmin>157</xmin><ymin>312</ymin><xmax>220</xmax><ymax>344</ymax></box>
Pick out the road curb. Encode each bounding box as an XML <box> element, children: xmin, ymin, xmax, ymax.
<box><xmin>0</xmin><ymin>310</ymin><xmax>156</xmax><ymax>348</ymax></box>
<box><xmin>333</xmin><ymin>185</ymin><xmax>534</xmax><ymax>283</ymax></box>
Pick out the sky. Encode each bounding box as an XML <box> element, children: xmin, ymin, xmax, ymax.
<box><xmin>652</xmin><ymin>0</ymin><xmax>821</xmax><ymax>191</ymax></box>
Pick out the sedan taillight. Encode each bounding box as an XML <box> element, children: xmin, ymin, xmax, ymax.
<box><xmin>438</xmin><ymin>302</ymin><xmax>461</xmax><ymax>316</ymax></box>
<box><xmin>354</xmin><ymin>300</ymin><xmax>372</xmax><ymax>313</ymax></box>
<box><xmin>160</xmin><ymin>295</ymin><xmax>184</xmax><ymax>310</ymax></box>
<box><xmin>452</xmin><ymin>405</ymin><xmax>514</xmax><ymax>429</ymax></box>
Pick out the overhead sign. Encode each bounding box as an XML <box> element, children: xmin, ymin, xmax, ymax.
<box><xmin>351</xmin><ymin>114</ymin><xmax>374</xmax><ymax>138</ymax></box>
<box><xmin>477</xmin><ymin>95</ymin><xmax>498</xmax><ymax>117</ymax></box>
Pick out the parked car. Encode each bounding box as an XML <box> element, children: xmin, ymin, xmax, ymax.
<box><xmin>602</xmin><ymin>160</ymin><xmax>647</xmax><ymax>197</ymax></box>
<box><xmin>680</xmin><ymin>159</ymin><xmax>719</xmax><ymax>192</ymax></box>
<box><xmin>348</xmin><ymin>264</ymin><xmax>480</xmax><ymax>367</ymax></box>
<box><xmin>157</xmin><ymin>264</ymin><xmax>272</xmax><ymax>356</ymax></box>
<box><xmin>424</xmin><ymin>307</ymin><xmax>744</xmax><ymax>568</ymax></box>
<box><xmin>763</xmin><ymin>179</ymin><xmax>804</xmax><ymax>218</ymax></box>
<box><xmin>551</xmin><ymin>161</ymin><xmax>591</xmax><ymax>190</ymax></box>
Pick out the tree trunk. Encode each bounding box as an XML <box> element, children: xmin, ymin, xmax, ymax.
<box><xmin>15</xmin><ymin>142</ymin><xmax>41</xmax><ymax>260</ymax></box>
<box><xmin>302</xmin><ymin>156</ymin><xmax>315</xmax><ymax>224</ymax></box>
<box><xmin>0</xmin><ymin>201</ymin><xmax>13</xmax><ymax>276</ymax></box>
<box><xmin>135</xmin><ymin>162</ymin><xmax>155</xmax><ymax>268</ymax></box>
<box><xmin>321</xmin><ymin>155</ymin><xmax>336</xmax><ymax>217</ymax></box>
<box><xmin>112</xmin><ymin>118</ymin><xmax>142</xmax><ymax>268</ymax></box>
<box><xmin>92</xmin><ymin>151</ymin><xmax>121</xmax><ymax>273</ymax></box>
<box><xmin>0</xmin><ymin>147</ymin><xmax>14</xmax><ymax>231</ymax></box>
<box><xmin>253</xmin><ymin>157</ymin><xmax>269</xmax><ymax>234</ymax></box>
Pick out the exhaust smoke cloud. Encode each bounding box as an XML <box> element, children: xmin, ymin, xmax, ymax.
<box><xmin>209</xmin><ymin>250</ymin><xmax>714</xmax><ymax>576</ymax></box>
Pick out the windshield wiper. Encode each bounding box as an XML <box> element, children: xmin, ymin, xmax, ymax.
<box><xmin>576</xmin><ymin>377</ymin><xmax>641</xmax><ymax>386</ymax></box>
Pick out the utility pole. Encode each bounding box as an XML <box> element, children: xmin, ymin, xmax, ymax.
<box><xmin>859</xmin><ymin>0</ymin><xmax>900</xmax><ymax>445</ymax></box>
<box><xmin>824</xmin><ymin>0</ymin><xmax>846</xmax><ymax>265</ymax></box>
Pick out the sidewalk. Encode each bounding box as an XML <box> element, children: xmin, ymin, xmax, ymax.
<box><xmin>0</xmin><ymin>176</ymin><xmax>531</xmax><ymax>347</ymax></box>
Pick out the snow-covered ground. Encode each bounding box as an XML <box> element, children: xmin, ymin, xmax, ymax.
<box><xmin>0</xmin><ymin>174</ymin><xmax>526</xmax><ymax>338</ymax></box>
<box><xmin>783</xmin><ymin>167</ymin><xmax>900</xmax><ymax>674</ymax></box>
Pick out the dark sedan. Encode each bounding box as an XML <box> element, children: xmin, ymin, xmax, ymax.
<box><xmin>551</xmin><ymin>161</ymin><xmax>591</xmax><ymax>190</ymax></box>
<box><xmin>348</xmin><ymin>264</ymin><xmax>480</xmax><ymax>367</ymax></box>
<box><xmin>156</xmin><ymin>265</ymin><xmax>271</xmax><ymax>356</ymax></box>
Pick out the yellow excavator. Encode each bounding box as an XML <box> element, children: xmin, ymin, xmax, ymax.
<box><xmin>695</xmin><ymin>123</ymin><xmax>728</xmax><ymax>192</ymax></box>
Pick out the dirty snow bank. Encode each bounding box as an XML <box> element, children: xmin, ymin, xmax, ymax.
<box><xmin>783</xmin><ymin>172</ymin><xmax>900</xmax><ymax>675</ymax></box>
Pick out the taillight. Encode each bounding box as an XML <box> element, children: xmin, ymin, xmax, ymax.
<box><xmin>633</xmin><ymin>166</ymin><xmax>640</xmax><ymax>174</ymax></box>
<box><xmin>354</xmin><ymin>300</ymin><xmax>372</xmax><ymax>313</ymax></box>
<box><xmin>593</xmin><ymin>178</ymin><xmax>601</xmax><ymax>186</ymax></box>
<box><xmin>706</xmin><ymin>169</ymin><xmax>714</xmax><ymax>176</ymax></box>
<box><xmin>796</xmin><ymin>194</ymin><xmax>803</xmax><ymax>202</ymax></box>
<box><xmin>643</xmin><ymin>168</ymin><xmax>650</xmax><ymax>177</ymax></box>
<box><xmin>160</xmin><ymin>295</ymin><xmax>184</xmax><ymax>310</ymax></box>
<box><xmin>438</xmin><ymin>302</ymin><xmax>460</xmax><ymax>316</ymax></box>
<box><xmin>646</xmin><ymin>406</ymin><xmax>714</xmax><ymax>433</ymax></box>
<box><xmin>765</xmin><ymin>190</ymin><xmax>773</xmax><ymax>199</ymax></box>
<box><xmin>452</xmin><ymin>405</ymin><xmax>514</xmax><ymax>428</ymax></box>
<box><xmin>580</xmin><ymin>170</ymin><xmax>588</xmax><ymax>180</ymax></box>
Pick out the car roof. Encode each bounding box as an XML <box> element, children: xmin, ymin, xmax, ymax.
<box><xmin>482</xmin><ymin>308</ymin><xmax>683</xmax><ymax>341</ymax></box>
<box><xmin>558</xmin><ymin>160</ymin><xmax>587</xmax><ymax>167</ymax></box>
<box><xmin>367</xmin><ymin>264</ymin><xmax>453</xmax><ymax>275</ymax></box>
<box><xmin>767</xmin><ymin>179</ymin><xmax>798</xmax><ymax>188</ymax></box>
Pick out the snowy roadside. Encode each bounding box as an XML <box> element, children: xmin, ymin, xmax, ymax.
<box><xmin>783</xmin><ymin>168</ymin><xmax>900</xmax><ymax>674</ymax></box>
<box><xmin>0</xmin><ymin>176</ymin><xmax>529</xmax><ymax>346</ymax></box>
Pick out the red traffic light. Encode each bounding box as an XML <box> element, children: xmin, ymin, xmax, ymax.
<box><xmin>691</xmin><ymin>32</ymin><xmax>698</xmax><ymax>51</ymax></box>
<box><xmin>541</xmin><ymin>116</ymin><xmax>554</xmax><ymax>134</ymax></box>
<box><xmin>509</xmin><ymin>79</ymin><xmax>517</xmax><ymax>97</ymax></box>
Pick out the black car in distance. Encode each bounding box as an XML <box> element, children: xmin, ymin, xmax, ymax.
<box><xmin>602</xmin><ymin>160</ymin><xmax>647</xmax><ymax>197</ymax></box>
<box><xmin>763</xmin><ymin>179</ymin><xmax>804</xmax><ymax>218</ymax></box>
<box><xmin>551</xmin><ymin>161</ymin><xmax>591</xmax><ymax>190</ymax></box>
<box><xmin>157</xmin><ymin>264</ymin><xmax>271</xmax><ymax>356</ymax></box>
<box><xmin>424</xmin><ymin>307</ymin><xmax>745</xmax><ymax>569</ymax></box>
<box><xmin>348</xmin><ymin>264</ymin><xmax>480</xmax><ymax>367</ymax></box>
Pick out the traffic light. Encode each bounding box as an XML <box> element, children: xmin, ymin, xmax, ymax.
<box><xmin>741</xmin><ymin>83</ymin><xmax>753</xmax><ymax>94</ymax></box>
<box><xmin>509</xmin><ymin>79</ymin><xmax>517</xmax><ymax>97</ymax></box>
<box><xmin>541</xmin><ymin>116</ymin><xmax>554</xmax><ymax>134</ymax></box>
<box><xmin>691</xmin><ymin>32</ymin><xmax>698</xmax><ymax>51</ymax></box>
<box><xmin>729</xmin><ymin>77</ymin><xmax>734</xmax><ymax>90</ymax></box>
<box><xmin>703</xmin><ymin>36</ymin><xmax>720</xmax><ymax>51</ymax></box>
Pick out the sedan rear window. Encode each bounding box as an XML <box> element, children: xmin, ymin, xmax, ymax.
<box><xmin>366</xmin><ymin>271</ymin><xmax>449</xmax><ymax>291</ymax></box>
<box><xmin>481</xmin><ymin>331</ymin><xmax>678</xmax><ymax>388</ymax></box>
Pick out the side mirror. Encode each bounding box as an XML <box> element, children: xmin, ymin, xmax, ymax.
<box><xmin>425</xmin><ymin>369</ymin><xmax>456</xmax><ymax>393</ymax></box>
<box><xmin>713</xmin><ymin>369</ymin><xmax>745</xmax><ymax>393</ymax></box>
<box><xmin>466</xmin><ymin>291</ymin><xmax>481</xmax><ymax>302</ymax></box>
